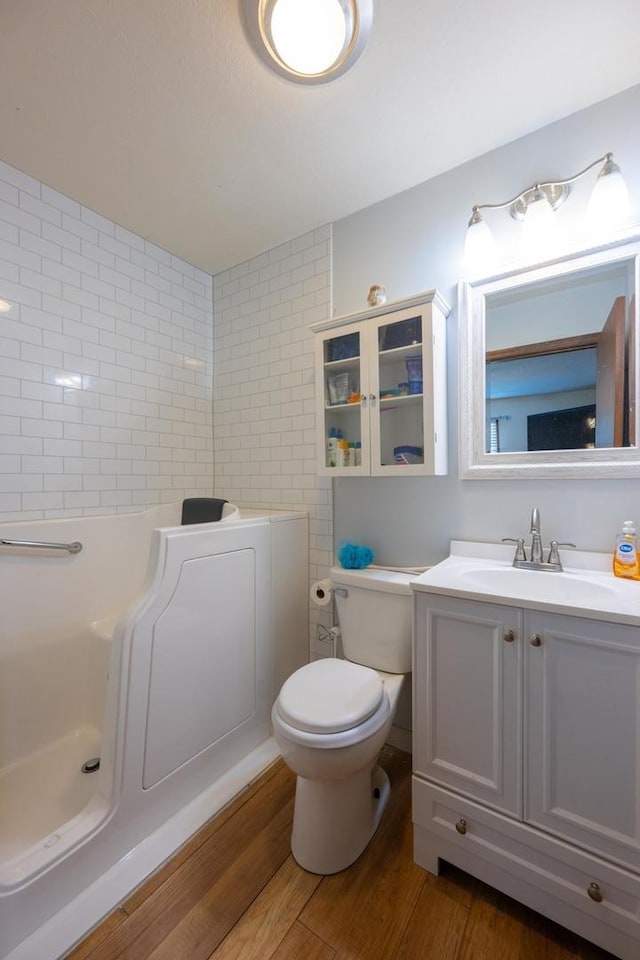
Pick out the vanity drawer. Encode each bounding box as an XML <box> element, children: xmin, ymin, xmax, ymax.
<box><xmin>413</xmin><ymin>777</ymin><xmax>640</xmax><ymax>945</ymax></box>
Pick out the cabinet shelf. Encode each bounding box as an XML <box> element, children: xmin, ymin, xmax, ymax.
<box><xmin>324</xmin><ymin>401</ymin><xmax>361</xmax><ymax>412</ymax></box>
<box><xmin>324</xmin><ymin>394</ymin><xmax>424</xmax><ymax>412</ymax></box>
<box><xmin>324</xmin><ymin>356</ymin><xmax>360</xmax><ymax>370</ymax></box>
<box><xmin>379</xmin><ymin>393</ymin><xmax>422</xmax><ymax>407</ymax></box>
<box><xmin>323</xmin><ymin>345</ymin><xmax>422</xmax><ymax>372</ymax></box>
<box><xmin>379</xmin><ymin>343</ymin><xmax>423</xmax><ymax>365</ymax></box>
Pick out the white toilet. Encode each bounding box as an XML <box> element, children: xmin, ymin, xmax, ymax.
<box><xmin>272</xmin><ymin>565</ymin><xmax>413</xmax><ymax>874</ymax></box>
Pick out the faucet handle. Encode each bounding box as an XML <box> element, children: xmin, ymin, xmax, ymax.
<box><xmin>547</xmin><ymin>540</ymin><xmax>576</xmax><ymax>565</ymax></box>
<box><xmin>502</xmin><ymin>537</ymin><xmax>527</xmax><ymax>562</ymax></box>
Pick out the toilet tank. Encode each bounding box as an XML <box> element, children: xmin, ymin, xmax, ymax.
<box><xmin>330</xmin><ymin>566</ymin><xmax>413</xmax><ymax>674</ymax></box>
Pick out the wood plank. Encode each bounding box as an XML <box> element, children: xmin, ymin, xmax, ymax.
<box><xmin>79</xmin><ymin>764</ymin><xmax>295</xmax><ymax>960</ymax></box>
<box><xmin>122</xmin><ymin>759</ymin><xmax>287</xmax><ymax>915</ymax></box>
<box><xmin>393</xmin><ymin>872</ymin><xmax>469</xmax><ymax>960</ymax></box>
<box><xmin>65</xmin><ymin>909</ymin><xmax>128</xmax><ymax>960</ymax></box>
<box><xmin>210</xmin><ymin>856</ymin><xmax>321</xmax><ymax>960</ymax></box>
<box><xmin>67</xmin><ymin>745</ymin><xmax>620</xmax><ymax>960</ymax></box>
<box><xmin>271</xmin><ymin>922</ymin><xmax>336</xmax><ymax>960</ymax></box>
<box><xmin>146</xmin><ymin>799</ymin><xmax>295</xmax><ymax>960</ymax></box>
<box><xmin>456</xmin><ymin>885</ymin><xmax>527</xmax><ymax>960</ymax></box>
<box><xmin>300</xmin><ymin>747</ymin><xmax>427</xmax><ymax>960</ymax></box>
<box><xmin>432</xmin><ymin>860</ymin><xmax>482</xmax><ymax>910</ymax></box>
<box><xmin>457</xmin><ymin>881</ymin><xmax>616</xmax><ymax>960</ymax></box>
<box><xmin>518</xmin><ymin>907</ymin><xmax>608</xmax><ymax>960</ymax></box>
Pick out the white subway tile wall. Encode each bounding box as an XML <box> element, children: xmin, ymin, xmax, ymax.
<box><xmin>0</xmin><ymin>160</ymin><xmax>214</xmax><ymax>520</ymax></box>
<box><xmin>212</xmin><ymin>227</ymin><xmax>335</xmax><ymax>659</ymax></box>
<box><xmin>0</xmin><ymin>156</ymin><xmax>335</xmax><ymax>660</ymax></box>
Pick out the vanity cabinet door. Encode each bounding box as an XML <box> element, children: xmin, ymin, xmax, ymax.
<box><xmin>526</xmin><ymin>611</ymin><xmax>640</xmax><ymax>872</ymax></box>
<box><xmin>414</xmin><ymin>594</ymin><xmax>523</xmax><ymax>817</ymax></box>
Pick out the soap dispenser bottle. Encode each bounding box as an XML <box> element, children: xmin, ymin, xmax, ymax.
<box><xmin>613</xmin><ymin>520</ymin><xmax>640</xmax><ymax>580</ymax></box>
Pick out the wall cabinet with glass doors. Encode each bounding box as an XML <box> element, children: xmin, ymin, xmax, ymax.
<box><xmin>311</xmin><ymin>290</ymin><xmax>450</xmax><ymax>476</ymax></box>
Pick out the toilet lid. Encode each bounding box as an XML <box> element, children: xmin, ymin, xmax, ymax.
<box><xmin>276</xmin><ymin>659</ymin><xmax>384</xmax><ymax>735</ymax></box>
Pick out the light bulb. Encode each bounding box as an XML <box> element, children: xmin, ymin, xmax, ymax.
<box><xmin>270</xmin><ymin>0</ymin><xmax>348</xmax><ymax>75</ymax></box>
<box><xmin>464</xmin><ymin>210</ymin><xmax>497</xmax><ymax>272</ymax></box>
<box><xmin>520</xmin><ymin>187</ymin><xmax>557</xmax><ymax>260</ymax></box>
<box><xmin>587</xmin><ymin>158</ymin><xmax>630</xmax><ymax>231</ymax></box>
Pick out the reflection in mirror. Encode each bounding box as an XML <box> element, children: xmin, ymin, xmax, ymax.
<box><xmin>485</xmin><ymin>261</ymin><xmax>634</xmax><ymax>453</ymax></box>
<box><xmin>458</xmin><ymin>233</ymin><xmax>640</xmax><ymax>479</ymax></box>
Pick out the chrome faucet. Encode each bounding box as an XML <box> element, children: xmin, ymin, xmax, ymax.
<box><xmin>529</xmin><ymin>507</ymin><xmax>543</xmax><ymax>563</ymax></box>
<box><xmin>503</xmin><ymin>507</ymin><xmax>576</xmax><ymax>571</ymax></box>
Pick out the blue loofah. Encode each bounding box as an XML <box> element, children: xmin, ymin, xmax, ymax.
<box><xmin>337</xmin><ymin>541</ymin><xmax>374</xmax><ymax>569</ymax></box>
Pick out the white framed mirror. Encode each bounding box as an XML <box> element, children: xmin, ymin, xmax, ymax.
<box><xmin>459</xmin><ymin>232</ymin><xmax>640</xmax><ymax>478</ymax></box>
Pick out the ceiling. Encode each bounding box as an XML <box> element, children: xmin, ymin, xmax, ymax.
<box><xmin>1</xmin><ymin>1</ymin><xmax>639</xmax><ymax>276</ymax></box>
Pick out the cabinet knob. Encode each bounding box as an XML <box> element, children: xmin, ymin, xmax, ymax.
<box><xmin>503</xmin><ymin>629</ymin><xmax>515</xmax><ymax>643</ymax></box>
<box><xmin>587</xmin><ymin>882</ymin><xmax>603</xmax><ymax>903</ymax></box>
<box><xmin>529</xmin><ymin>634</ymin><xmax>543</xmax><ymax>647</ymax></box>
<box><xmin>455</xmin><ymin>818</ymin><xmax>468</xmax><ymax>836</ymax></box>
<box><xmin>369</xmin><ymin>393</ymin><xmax>377</xmax><ymax>406</ymax></box>
<box><xmin>361</xmin><ymin>395</ymin><xmax>368</xmax><ymax>407</ymax></box>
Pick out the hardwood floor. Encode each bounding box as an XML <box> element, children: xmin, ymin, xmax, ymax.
<box><xmin>66</xmin><ymin>747</ymin><xmax>617</xmax><ymax>960</ymax></box>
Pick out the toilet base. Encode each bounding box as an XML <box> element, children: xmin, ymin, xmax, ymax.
<box><xmin>291</xmin><ymin>764</ymin><xmax>390</xmax><ymax>875</ymax></box>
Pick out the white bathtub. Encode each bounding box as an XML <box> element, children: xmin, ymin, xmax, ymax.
<box><xmin>0</xmin><ymin>503</ymin><xmax>308</xmax><ymax>960</ymax></box>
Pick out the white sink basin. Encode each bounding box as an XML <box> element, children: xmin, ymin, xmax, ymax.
<box><xmin>411</xmin><ymin>541</ymin><xmax>640</xmax><ymax>624</ymax></box>
<box><xmin>458</xmin><ymin>566</ymin><xmax>618</xmax><ymax>604</ymax></box>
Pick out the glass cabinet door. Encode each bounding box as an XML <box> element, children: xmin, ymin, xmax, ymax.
<box><xmin>317</xmin><ymin>323</ymin><xmax>367</xmax><ymax>473</ymax></box>
<box><xmin>370</xmin><ymin>309</ymin><xmax>426</xmax><ymax>474</ymax></box>
<box><xmin>313</xmin><ymin>293</ymin><xmax>448</xmax><ymax>477</ymax></box>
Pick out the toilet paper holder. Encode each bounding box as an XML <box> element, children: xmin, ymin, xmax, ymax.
<box><xmin>311</xmin><ymin>579</ymin><xmax>348</xmax><ymax>606</ymax></box>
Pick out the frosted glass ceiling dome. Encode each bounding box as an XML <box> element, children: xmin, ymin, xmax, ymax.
<box><xmin>244</xmin><ymin>0</ymin><xmax>373</xmax><ymax>84</ymax></box>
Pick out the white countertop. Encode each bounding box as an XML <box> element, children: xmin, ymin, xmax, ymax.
<box><xmin>410</xmin><ymin>540</ymin><xmax>640</xmax><ymax>626</ymax></box>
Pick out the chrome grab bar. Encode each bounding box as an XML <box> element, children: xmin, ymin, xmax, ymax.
<box><xmin>0</xmin><ymin>538</ymin><xmax>83</xmax><ymax>554</ymax></box>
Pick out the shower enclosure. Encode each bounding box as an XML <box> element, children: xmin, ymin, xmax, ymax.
<box><xmin>0</xmin><ymin>503</ymin><xmax>308</xmax><ymax>960</ymax></box>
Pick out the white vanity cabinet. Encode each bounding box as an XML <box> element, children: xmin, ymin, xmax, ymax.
<box><xmin>311</xmin><ymin>290</ymin><xmax>449</xmax><ymax>477</ymax></box>
<box><xmin>413</xmin><ymin>591</ymin><xmax>640</xmax><ymax>960</ymax></box>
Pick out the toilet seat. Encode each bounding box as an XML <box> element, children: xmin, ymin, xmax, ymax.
<box><xmin>272</xmin><ymin>689</ymin><xmax>390</xmax><ymax>751</ymax></box>
<box><xmin>275</xmin><ymin>659</ymin><xmax>384</xmax><ymax>735</ymax></box>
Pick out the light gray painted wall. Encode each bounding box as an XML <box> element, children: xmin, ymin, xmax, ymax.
<box><xmin>332</xmin><ymin>85</ymin><xmax>640</xmax><ymax>564</ymax></box>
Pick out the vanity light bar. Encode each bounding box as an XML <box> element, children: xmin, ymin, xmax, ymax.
<box><xmin>464</xmin><ymin>152</ymin><xmax>630</xmax><ymax>270</ymax></box>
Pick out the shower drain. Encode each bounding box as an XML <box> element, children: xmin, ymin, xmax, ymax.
<box><xmin>81</xmin><ymin>757</ymin><xmax>101</xmax><ymax>774</ymax></box>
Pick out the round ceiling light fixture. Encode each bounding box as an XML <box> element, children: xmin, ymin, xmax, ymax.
<box><xmin>244</xmin><ymin>0</ymin><xmax>373</xmax><ymax>84</ymax></box>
